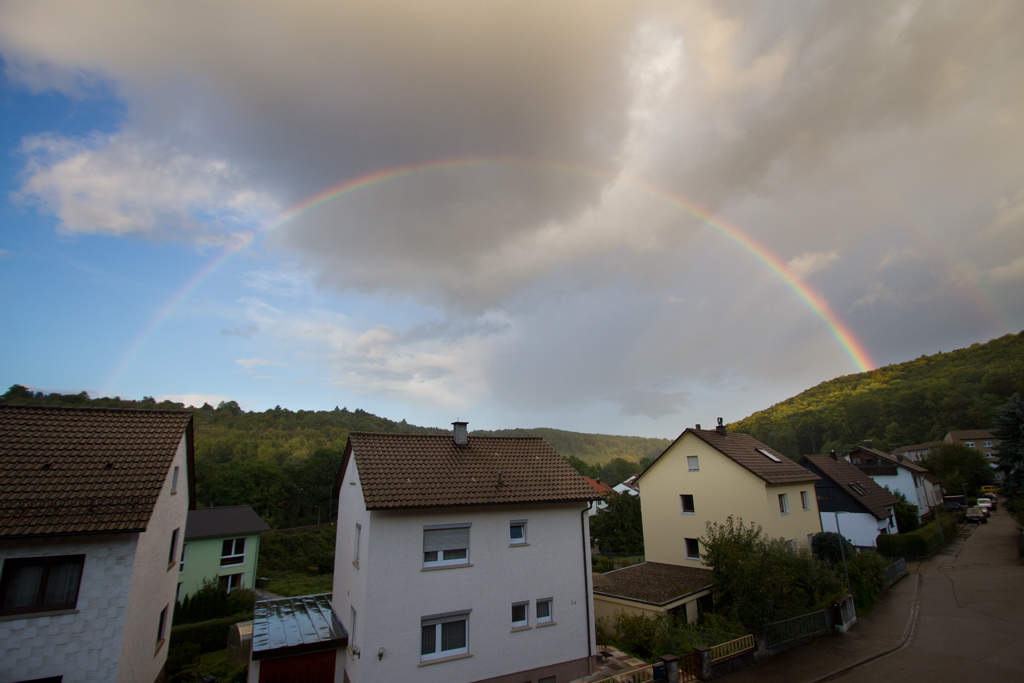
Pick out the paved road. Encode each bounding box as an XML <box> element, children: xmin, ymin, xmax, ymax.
<box><xmin>836</xmin><ymin>509</ymin><xmax>1024</xmax><ymax>682</ymax></box>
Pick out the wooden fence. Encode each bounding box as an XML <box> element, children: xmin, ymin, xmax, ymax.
<box><xmin>709</xmin><ymin>634</ymin><xmax>755</xmax><ymax>662</ymax></box>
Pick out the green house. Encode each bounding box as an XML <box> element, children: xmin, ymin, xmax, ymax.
<box><xmin>177</xmin><ymin>505</ymin><xmax>270</xmax><ymax>600</ymax></box>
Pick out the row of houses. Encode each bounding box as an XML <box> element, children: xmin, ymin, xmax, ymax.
<box><xmin>0</xmin><ymin>404</ymin><xmax>979</xmax><ymax>683</ymax></box>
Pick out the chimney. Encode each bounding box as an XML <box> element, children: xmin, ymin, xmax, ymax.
<box><xmin>452</xmin><ymin>421</ymin><xmax>468</xmax><ymax>447</ymax></box>
<box><xmin>695</xmin><ymin>424</ymin><xmax>701</xmax><ymax>430</ymax></box>
<box><xmin>830</xmin><ymin>450</ymin><xmax>838</xmax><ymax>460</ymax></box>
<box><xmin>716</xmin><ymin>417</ymin><xmax>726</xmax><ymax>436</ymax></box>
<box><xmin>864</xmin><ymin>439</ymin><xmax>873</xmax><ymax>449</ymax></box>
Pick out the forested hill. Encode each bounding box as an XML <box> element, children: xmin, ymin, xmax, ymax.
<box><xmin>471</xmin><ymin>427</ymin><xmax>670</xmax><ymax>466</ymax></box>
<box><xmin>0</xmin><ymin>386</ymin><xmax>669</xmax><ymax>526</ymax></box>
<box><xmin>730</xmin><ymin>331</ymin><xmax>1024</xmax><ymax>460</ymax></box>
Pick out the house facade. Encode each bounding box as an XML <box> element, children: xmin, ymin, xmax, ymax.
<box><xmin>178</xmin><ymin>505</ymin><xmax>270</xmax><ymax>599</ymax></box>
<box><xmin>0</xmin><ymin>404</ymin><xmax>194</xmax><ymax>683</ymax></box>
<box><xmin>330</xmin><ymin>424</ymin><xmax>598</xmax><ymax>683</ymax></box>
<box><xmin>637</xmin><ymin>424</ymin><xmax>823</xmax><ymax>570</ymax></box>
<box><xmin>846</xmin><ymin>444</ymin><xmax>933</xmax><ymax>519</ymax></box>
<box><xmin>801</xmin><ymin>455</ymin><xmax>896</xmax><ymax>548</ymax></box>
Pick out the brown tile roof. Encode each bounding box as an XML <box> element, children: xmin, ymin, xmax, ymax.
<box><xmin>185</xmin><ymin>505</ymin><xmax>270</xmax><ymax>541</ymax></box>
<box><xmin>592</xmin><ymin>562</ymin><xmax>714</xmax><ymax>606</ymax></box>
<box><xmin>0</xmin><ymin>404</ymin><xmax>194</xmax><ymax>537</ymax></box>
<box><xmin>640</xmin><ymin>429</ymin><xmax>819</xmax><ymax>486</ymax></box>
<box><xmin>893</xmin><ymin>441</ymin><xmax>942</xmax><ymax>454</ymax></box>
<box><xmin>584</xmin><ymin>477</ymin><xmax>616</xmax><ymax>497</ymax></box>
<box><xmin>335</xmin><ymin>432</ymin><xmax>598</xmax><ymax>510</ymax></box>
<box><xmin>801</xmin><ymin>456</ymin><xmax>897</xmax><ymax>520</ymax></box>
<box><xmin>946</xmin><ymin>429</ymin><xmax>995</xmax><ymax>442</ymax></box>
<box><xmin>849</xmin><ymin>445</ymin><xmax>928</xmax><ymax>474</ymax></box>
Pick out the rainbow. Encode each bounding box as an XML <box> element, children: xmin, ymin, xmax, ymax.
<box><xmin>104</xmin><ymin>157</ymin><xmax>874</xmax><ymax>393</ymax></box>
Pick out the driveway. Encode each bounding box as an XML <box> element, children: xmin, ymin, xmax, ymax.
<box><xmin>835</xmin><ymin>509</ymin><xmax>1024</xmax><ymax>682</ymax></box>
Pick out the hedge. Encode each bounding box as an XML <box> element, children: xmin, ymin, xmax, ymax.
<box><xmin>169</xmin><ymin>611</ymin><xmax>253</xmax><ymax>654</ymax></box>
<box><xmin>876</xmin><ymin>514</ymin><xmax>957</xmax><ymax>558</ymax></box>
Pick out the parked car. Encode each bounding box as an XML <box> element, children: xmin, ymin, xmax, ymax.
<box><xmin>965</xmin><ymin>507</ymin><xmax>987</xmax><ymax>524</ymax></box>
<box><xmin>944</xmin><ymin>501</ymin><xmax>964</xmax><ymax>511</ymax></box>
<box><xmin>977</xmin><ymin>497</ymin><xmax>997</xmax><ymax>512</ymax></box>
<box><xmin>981</xmin><ymin>485</ymin><xmax>999</xmax><ymax>495</ymax></box>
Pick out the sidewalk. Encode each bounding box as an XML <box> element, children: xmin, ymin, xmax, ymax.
<box><xmin>723</xmin><ymin>562</ymin><xmax>921</xmax><ymax>683</ymax></box>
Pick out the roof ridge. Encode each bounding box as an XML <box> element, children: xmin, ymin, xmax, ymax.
<box><xmin>0</xmin><ymin>403</ymin><xmax>193</xmax><ymax>416</ymax></box>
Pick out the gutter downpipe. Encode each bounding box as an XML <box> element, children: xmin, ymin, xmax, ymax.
<box><xmin>581</xmin><ymin>501</ymin><xmax>595</xmax><ymax>670</ymax></box>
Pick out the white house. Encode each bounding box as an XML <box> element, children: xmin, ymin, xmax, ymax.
<box><xmin>800</xmin><ymin>455</ymin><xmax>897</xmax><ymax>548</ymax></box>
<box><xmin>845</xmin><ymin>443</ymin><xmax>934</xmax><ymax>519</ymax></box>
<box><xmin>330</xmin><ymin>422</ymin><xmax>599</xmax><ymax>683</ymax></box>
<box><xmin>0</xmin><ymin>404</ymin><xmax>194</xmax><ymax>683</ymax></box>
<box><xmin>612</xmin><ymin>475</ymin><xmax>639</xmax><ymax>497</ymax></box>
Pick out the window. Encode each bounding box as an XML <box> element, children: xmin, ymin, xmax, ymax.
<box><xmin>220</xmin><ymin>538</ymin><xmax>245</xmax><ymax>566</ymax></box>
<box><xmin>539</xmin><ymin>677</ymin><xmax>556</xmax><ymax>683</ymax></box>
<box><xmin>219</xmin><ymin>573</ymin><xmax>243</xmax><ymax>594</ymax></box>
<box><xmin>350</xmin><ymin>606</ymin><xmax>357</xmax><ymax>651</ymax></box>
<box><xmin>800</xmin><ymin>491</ymin><xmax>810</xmax><ymax>510</ymax></box>
<box><xmin>0</xmin><ymin>554</ymin><xmax>85</xmax><ymax>616</ymax></box>
<box><xmin>171</xmin><ymin>466</ymin><xmax>179</xmax><ymax>494</ymax></box>
<box><xmin>680</xmin><ymin>494</ymin><xmax>695</xmax><ymax>514</ymax></box>
<box><xmin>685</xmin><ymin>538</ymin><xmax>700</xmax><ymax>559</ymax></box>
<box><xmin>966</xmin><ymin>442</ymin><xmax>975</xmax><ymax>448</ymax></box>
<box><xmin>179</xmin><ymin>543</ymin><xmax>187</xmax><ymax>573</ymax></box>
<box><xmin>511</xmin><ymin>601</ymin><xmax>529</xmax><ymax>628</ymax></box>
<box><xmin>757</xmin><ymin>448</ymin><xmax>782</xmax><ymax>463</ymax></box>
<box><xmin>423</xmin><ymin>524</ymin><xmax>470</xmax><ymax>568</ymax></box>
<box><xmin>421</xmin><ymin>612</ymin><xmax>469</xmax><ymax>661</ymax></box>
<box><xmin>536</xmin><ymin>598</ymin><xmax>552</xmax><ymax>624</ymax></box>
<box><xmin>785</xmin><ymin>540</ymin><xmax>796</xmax><ymax>552</ymax></box>
<box><xmin>510</xmin><ymin>520</ymin><xmax>527</xmax><ymax>545</ymax></box>
<box><xmin>354</xmin><ymin>524</ymin><xmax>361</xmax><ymax>566</ymax></box>
<box><xmin>176</xmin><ymin>582</ymin><xmax>183</xmax><ymax>603</ymax></box>
<box><xmin>983</xmin><ymin>441</ymin><xmax>992</xmax><ymax>448</ymax></box>
<box><xmin>778</xmin><ymin>493</ymin><xmax>789</xmax><ymax>514</ymax></box>
<box><xmin>157</xmin><ymin>605</ymin><xmax>168</xmax><ymax>644</ymax></box>
<box><xmin>168</xmin><ymin>528</ymin><xmax>180</xmax><ymax>567</ymax></box>
<box><xmin>687</xmin><ymin>456</ymin><xmax>699</xmax><ymax>471</ymax></box>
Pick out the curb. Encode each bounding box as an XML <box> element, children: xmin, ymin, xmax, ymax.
<box><xmin>807</xmin><ymin>573</ymin><xmax>921</xmax><ymax>683</ymax></box>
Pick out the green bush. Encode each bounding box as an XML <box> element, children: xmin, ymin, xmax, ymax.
<box><xmin>174</xmin><ymin>579</ymin><xmax>257</xmax><ymax>626</ymax></box>
<box><xmin>602</xmin><ymin>611</ymin><xmax>745</xmax><ymax>661</ymax></box>
<box><xmin>811</xmin><ymin>532</ymin><xmax>855</xmax><ymax>566</ymax></box>
<box><xmin>169</xmin><ymin>612</ymin><xmax>253</xmax><ymax>655</ymax></box>
<box><xmin>846</xmin><ymin>551</ymin><xmax>889</xmax><ymax>611</ymax></box>
<box><xmin>876</xmin><ymin>513</ymin><xmax>957</xmax><ymax>558</ymax></box>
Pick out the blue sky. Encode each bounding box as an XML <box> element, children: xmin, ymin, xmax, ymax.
<box><xmin>2</xmin><ymin>1</ymin><xmax>1023</xmax><ymax>438</ymax></box>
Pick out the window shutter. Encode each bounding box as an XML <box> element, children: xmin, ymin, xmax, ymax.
<box><xmin>423</xmin><ymin>527</ymin><xmax>469</xmax><ymax>553</ymax></box>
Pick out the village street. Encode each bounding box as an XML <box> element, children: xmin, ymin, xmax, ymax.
<box><xmin>725</xmin><ymin>507</ymin><xmax>1024</xmax><ymax>683</ymax></box>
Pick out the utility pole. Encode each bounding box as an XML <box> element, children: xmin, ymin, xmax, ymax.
<box><xmin>834</xmin><ymin>512</ymin><xmax>851</xmax><ymax>596</ymax></box>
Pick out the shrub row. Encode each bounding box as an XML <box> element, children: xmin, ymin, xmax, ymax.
<box><xmin>169</xmin><ymin>611</ymin><xmax>253</xmax><ymax>654</ymax></box>
<box><xmin>876</xmin><ymin>514</ymin><xmax>957</xmax><ymax>558</ymax></box>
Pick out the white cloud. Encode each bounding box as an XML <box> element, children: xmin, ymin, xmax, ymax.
<box><xmin>786</xmin><ymin>250</ymin><xmax>840</xmax><ymax>279</ymax></box>
<box><xmin>15</xmin><ymin>133</ymin><xmax>278</xmax><ymax>239</ymax></box>
<box><xmin>990</xmin><ymin>254</ymin><xmax>1024</xmax><ymax>283</ymax></box>
<box><xmin>235</xmin><ymin>358</ymin><xmax>271</xmax><ymax>370</ymax></box>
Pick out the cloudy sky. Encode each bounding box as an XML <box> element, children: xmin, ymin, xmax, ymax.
<box><xmin>1</xmin><ymin>1</ymin><xmax>1022</xmax><ymax>438</ymax></box>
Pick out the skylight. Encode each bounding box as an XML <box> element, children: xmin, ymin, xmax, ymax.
<box><xmin>757</xmin><ymin>448</ymin><xmax>782</xmax><ymax>463</ymax></box>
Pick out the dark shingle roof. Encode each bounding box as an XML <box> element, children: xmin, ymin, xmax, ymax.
<box><xmin>252</xmin><ymin>594</ymin><xmax>348</xmax><ymax>661</ymax></box>
<box><xmin>893</xmin><ymin>441</ymin><xmax>942</xmax><ymax>454</ymax></box>
<box><xmin>640</xmin><ymin>429</ymin><xmax>819</xmax><ymax>486</ymax></box>
<box><xmin>185</xmin><ymin>505</ymin><xmax>270</xmax><ymax>541</ymax></box>
<box><xmin>802</xmin><ymin>456</ymin><xmax>897</xmax><ymax>520</ymax></box>
<box><xmin>0</xmin><ymin>404</ymin><xmax>194</xmax><ymax>537</ymax></box>
<box><xmin>849</xmin><ymin>445</ymin><xmax>928</xmax><ymax>474</ymax></box>
<box><xmin>947</xmin><ymin>429</ymin><xmax>995</xmax><ymax>442</ymax></box>
<box><xmin>592</xmin><ymin>562</ymin><xmax>714</xmax><ymax>606</ymax></box>
<box><xmin>336</xmin><ymin>432</ymin><xmax>598</xmax><ymax>510</ymax></box>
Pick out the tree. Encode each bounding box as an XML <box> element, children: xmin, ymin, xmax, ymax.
<box><xmin>701</xmin><ymin>517</ymin><xmax>843</xmax><ymax>629</ymax></box>
<box><xmin>811</xmin><ymin>531</ymin><xmax>855</xmax><ymax>567</ymax></box>
<box><xmin>920</xmin><ymin>443</ymin><xmax>995</xmax><ymax>497</ymax></box>
<box><xmin>887</xmin><ymin>488</ymin><xmax>919</xmax><ymax>533</ymax></box>
<box><xmin>589</xmin><ymin>492</ymin><xmax>644</xmax><ymax>555</ymax></box>
<box><xmin>993</xmin><ymin>394</ymin><xmax>1024</xmax><ymax>499</ymax></box>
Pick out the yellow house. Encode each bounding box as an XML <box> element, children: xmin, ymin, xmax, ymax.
<box><xmin>637</xmin><ymin>423</ymin><xmax>823</xmax><ymax>569</ymax></box>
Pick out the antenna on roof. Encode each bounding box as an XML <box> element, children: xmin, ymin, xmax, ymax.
<box><xmin>716</xmin><ymin>417</ymin><xmax>726</xmax><ymax>436</ymax></box>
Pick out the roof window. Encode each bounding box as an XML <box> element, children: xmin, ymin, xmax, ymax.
<box><xmin>757</xmin><ymin>448</ymin><xmax>782</xmax><ymax>463</ymax></box>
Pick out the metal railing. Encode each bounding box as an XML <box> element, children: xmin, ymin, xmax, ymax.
<box><xmin>884</xmin><ymin>557</ymin><xmax>907</xmax><ymax>585</ymax></box>
<box><xmin>709</xmin><ymin>634</ymin><xmax>756</xmax><ymax>662</ymax></box>
<box><xmin>589</xmin><ymin>663</ymin><xmax>655</xmax><ymax>683</ymax></box>
<box><xmin>766</xmin><ymin>609</ymin><xmax>830</xmax><ymax>647</ymax></box>
<box><xmin>679</xmin><ymin>652</ymin><xmax>699</xmax><ymax>682</ymax></box>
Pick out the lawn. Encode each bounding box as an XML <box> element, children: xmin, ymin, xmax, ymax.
<box><xmin>265</xmin><ymin>570</ymin><xmax>333</xmax><ymax>597</ymax></box>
